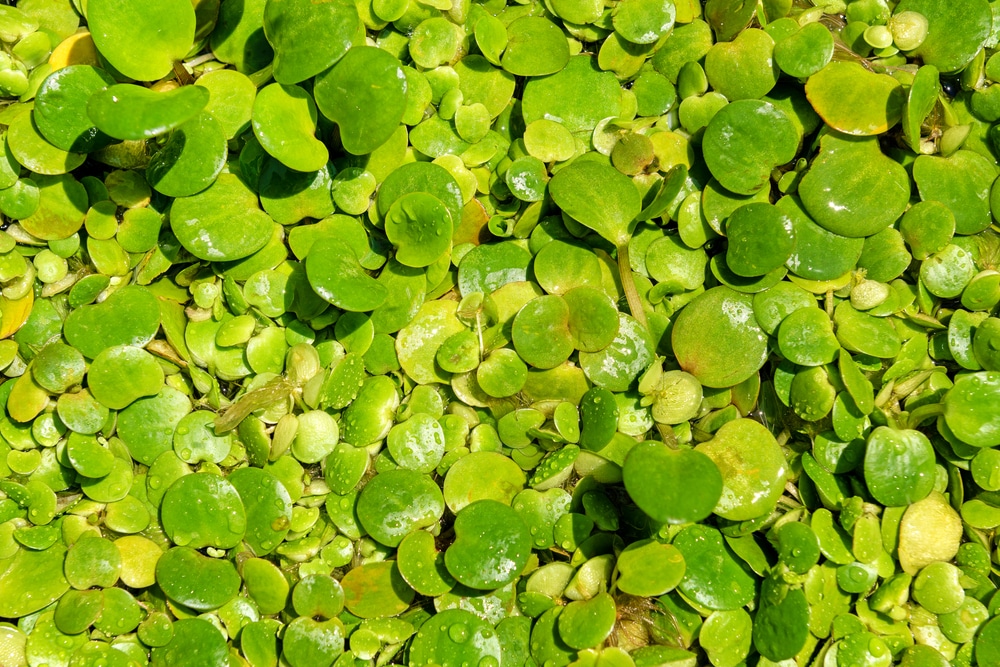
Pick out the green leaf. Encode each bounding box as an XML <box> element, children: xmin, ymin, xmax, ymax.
<box><xmin>170</xmin><ymin>173</ymin><xmax>274</xmax><ymax>262</ymax></box>
<box><xmin>549</xmin><ymin>159</ymin><xmax>640</xmax><ymax>246</ymax></box>
<box><xmin>87</xmin><ymin>0</ymin><xmax>195</xmax><ymax>81</ymax></box>
<box><xmin>251</xmin><ymin>83</ymin><xmax>328</xmax><ymax>172</ymax></box>
<box><xmin>263</xmin><ymin>0</ymin><xmax>359</xmax><ymax>85</ymax></box>
<box><xmin>146</xmin><ymin>112</ymin><xmax>228</xmax><ymax>197</ymax></box>
<box><xmin>314</xmin><ymin>46</ymin><xmax>407</xmax><ymax>156</ymax></box>
<box><xmin>305</xmin><ymin>237</ymin><xmax>388</xmax><ymax>312</ymax></box>
<box><xmin>87</xmin><ymin>84</ymin><xmax>209</xmax><ymax>141</ymax></box>
<box><xmin>624</xmin><ymin>442</ymin><xmax>722</xmax><ymax>524</ymax></box>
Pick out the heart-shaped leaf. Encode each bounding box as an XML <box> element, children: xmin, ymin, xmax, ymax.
<box><xmin>703</xmin><ymin>100</ymin><xmax>798</xmax><ymax>195</ymax></box>
<box><xmin>623</xmin><ymin>441</ymin><xmax>723</xmax><ymax>524</ymax></box>
<box><xmin>705</xmin><ymin>28</ymin><xmax>779</xmax><ymax>101</ymax></box>
<box><xmin>87</xmin><ymin>0</ymin><xmax>195</xmax><ymax>81</ymax></box>
<box><xmin>314</xmin><ymin>46</ymin><xmax>407</xmax><ymax>156</ymax></box>
<box><xmin>64</xmin><ymin>285</ymin><xmax>161</xmax><ymax>359</ymax></box>
<box><xmin>502</xmin><ymin>17</ymin><xmax>569</xmax><ymax>77</ymax></box>
<box><xmin>263</xmin><ymin>0</ymin><xmax>359</xmax><ymax>85</ymax></box>
<box><xmin>169</xmin><ymin>173</ymin><xmax>274</xmax><ymax>262</ymax></box>
<box><xmin>445</xmin><ymin>499</ymin><xmax>531</xmax><ymax>590</ymax></box>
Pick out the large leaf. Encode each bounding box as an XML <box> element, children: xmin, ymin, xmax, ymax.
<box><xmin>87</xmin><ymin>0</ymin><xmax>195</xmax><ymax>81</ymax></box>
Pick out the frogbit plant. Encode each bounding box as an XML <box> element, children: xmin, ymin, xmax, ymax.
<box><xmin>3</xmin><ymin>0</ymin><xmax>1000</xmax><ymax>666</ymax></box>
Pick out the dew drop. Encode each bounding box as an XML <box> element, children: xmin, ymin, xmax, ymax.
<box><xmin>449</xmin><ymin>623</ymin><xmax>469</xmax><ymax>643</ymax></box>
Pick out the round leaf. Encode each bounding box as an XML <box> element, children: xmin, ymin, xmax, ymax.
<box><xmin>695</xmin><ymin>418</ymin><xmax>789</xmax><ymax>521</ymax></box>
<box><xmin>384</xmin><ymin>192</ymin><xmax>453</xmax><ymax>268</ymax></box>
<box><xmin>703</xmin><ymin>100</ymin><xmax>799</xmax><ymax>195</ymax></box>
<box><xmin>160</xmin><ymin>473</ymin><xmax>246</xmax><ymax>549</ymax></box>
<box><xmin>305</xmin><ymin>237</ymin><xmax>388</xmax><ymax>312</ymax></box>
<box><xmin>672</xmin><ymin>286</ymin><xmax>769</xmax><ymax>388</ymax></box>
<box><xmin>146</xmin><ymin>112</ymin><xmax>227</xmax><ymax>197</ymax></box>
<box><xmin>33</xmin><ymin>65</ymin><xmax>116</xmax><ymax>152</ymax></box>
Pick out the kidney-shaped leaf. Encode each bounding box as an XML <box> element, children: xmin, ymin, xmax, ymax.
<box><xmin>64</xmin><ymin>285</ymin><xmax>161</xmax><ymax>359</ymax></box>
<box><xmin>251</xmin><ymin>83</ymin><xmax>328</xmax><ymax>172</ymax></box>
<box><xmin>805</xmin><ymin>61</ymin><xmax>904</xmax><ymax>136</ymax></box>
<box><xmin>798</xmin><ymin>132</ymin><xmax>910</xmax><ymax>238</ymax></box>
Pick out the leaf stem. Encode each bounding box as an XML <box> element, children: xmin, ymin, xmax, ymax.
<box><xmin>172</xmin><ymin>61</ymin><xmax>194</xmax><ymax>86</ymax></box>
<box><xmin>655</xmin><ymin>423</ymin><xmax>678</xmax><ymax>450</ymax></box>
<box><xmin>905</xmin><ymin>402</ymin><xmax>945</xmax><ymax>430</ymax></box>
<box><xmin>616</xmin><ymin>242</ymin><xmax>648</xmax><ymax>330</ymax></box>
